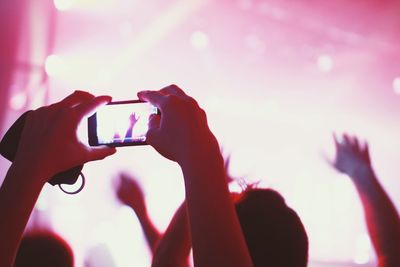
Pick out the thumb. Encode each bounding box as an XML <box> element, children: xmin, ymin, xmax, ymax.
<box><xmin>146</xmin><ymin>127</ymin><xmax>161</xmax><ymax>148</ymax></box>
<box><xmin>320</xmin><ymin>149</ymin><xmax>334</xmax><ymax>168</ymax></box>
<box><xmin>87</xmin><ymin>146</ymin><xmax>116</xmax><ymax>161</ymax></box>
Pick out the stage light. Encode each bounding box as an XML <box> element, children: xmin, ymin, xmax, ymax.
<box><xmin>190</xmin><ymin>31</ymin><xmax>209</xmax><ymax>50</ymax></box>
<box><xmin>317</xmin><ymin>55</ymin><xmax>333</xmax><ymax>73</ymax></box>
<box><xmin>45</xmin><ymin>54</ymin><xmax>64</xmax><ymax>77</ymax></box>
<box><xmin>35</xmin><ymin>191</ymin><xmax>49</xmax><ymax>211</ymax></box>
<box><xmin>393</xmin><ymin>77</ymin><xmax>400</xmax><ymax>95</ymax></box>
<box><xmin>54</xmin><ymin>0</ymin><xmax>75</xmax><ymax>11</ymax></box>
<box><xmin>9</xmin><ymin>92</ymin><xmax>27</xmax><ymax>110</ymax></box>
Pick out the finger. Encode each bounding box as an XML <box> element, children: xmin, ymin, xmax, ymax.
<box><xmin>343</xmin><ymin>133</ymin><xmax>351</xmax><ymax>147</ymax></box>
<box><xmin>57</xmin><ymin>90</ymin><xmax>95</xmax><ymax>108</ymax></box>
<box><xmin>224</xmin><ymin>154</ymin><xmax>231</xmax><ymax>172</ymax></box>
<box><xmin>146</xmin><ymin>127</ymin><xmax>161</xmax><ymax>149</ymax></box>
<box><xmin>352</xmin><ymin>136</ymin><xmax>361</xmax><ymax>152</ymax></box>
<box><xmin>362</xmin><ymin>142</ymin><xmax>371</xmax><ymax>163</ymax></box>
<box><xmin>159</xmin><ymin>84</ymin><xmax>187</xmax><ymax>97</ymax></box>
<box><xmin>320</xmin><ymin>150</ymin><xmax>334</xmax><ymax>168</ymax></box>
<box><xmin>224</xmin><ymin>154</ymin><xmax>234</xmax><ymax>183</ymax></box>
<box><xmin>148</xmin><ymin>113</ymin><xmax>161</xmax><ymax>130</ymax></box>
<box><xmin>332</xmin><ymin>132</ymin><xmax>340</xmax><ymax>150</ymax></box>
<box><xmin>86</xmin><ymin>146</ymin><xmax>116</xmax><ymax>162</ymax></box>
<box><xmin>137</xmin><ymin>90</ymin><xmax>166</xmax><ymax>108</ymax></box>
<box><xmin>74</xmin><ymin>95</ymin><xmax>112</xmax><ymax>118</ymax></box>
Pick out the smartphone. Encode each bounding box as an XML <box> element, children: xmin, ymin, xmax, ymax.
<box><xmin>88</xmin><ymin>100</ymin><xmax>159</xmax><ymax>147</ymax></box>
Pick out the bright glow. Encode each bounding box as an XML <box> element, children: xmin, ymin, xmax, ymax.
<box><xmin>393</xmin><ymin>77</ymin><xmax>400</xmax><ymax>94</ymax></box>
<box><xmin>237</xmin><ymin>0</ymin><xmax>254</xmax><ymax>10</ymax></box>
<box><xmin>9</xmin><ymin>92</ymin><xmax>27</xmax><ymax>110</ymax></box>
<box><xmin>244</xmin><ymin>34</ymin><xmax>265</xmax><ymax>54</ymax></box>
<box><xmin>190</xmin><ymin>31</ymin><xmax>209</xmax><ymax>50</ymax></box>
<box><xmin>54</xmin><ymin>0</ymin><xmax>75</xmax><ymax>11</ymax></box>
<box><xmin>35</xmin><ymin>191</ymin><xmax>49</xmax><ymax>211</ymax></box>
<box><xmin>95</xmin><ymin>102</ymin><xmax>157</xmax><ymax>145</ymax></box>
<box><xmin>353</xmin><ymin>234</ymin><xmax>372</xmax><ymax>264</ymax></box>
<box><xmin>317</xmin><ymin>55</ymin><xmax>334</xmax><ymax>73</ymax></box>
<box><xmin>119</xmin><ymin>22</ymin><xmax>133</xmax><ymax>37</ymax></box>
<box><xmin>45</xmin><ymin>54</ymin><xmax>65</xmax><ymax>77</ymax></box>
<box><xmin>97</xmin><ymin>0</ymin><xmax>207</xmax><ymax>86</ymax></box>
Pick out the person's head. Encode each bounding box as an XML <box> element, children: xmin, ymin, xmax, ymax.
<box><xmin>14</xmin><ymin>230</ymin><xmax>73</xmax><ymax>267</ymax></box>
<box><xmin>235</xmin><ymin>187</ymin><xmax>308</xmax><ymax>267</ymax></box>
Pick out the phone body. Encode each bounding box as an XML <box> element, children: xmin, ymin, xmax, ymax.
<box><xmin>88</xmin><ymin>100</ymin><xmax>159</xmax><ymax>147</ymax></box>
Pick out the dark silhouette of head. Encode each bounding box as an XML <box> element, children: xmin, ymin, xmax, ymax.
<box><xmin>235</xmin><ymin>188</ymin><xmax>308</xmax><ymax>267</ymax></box>
<box><xmin>14</xmin><ymin>230</ymin><xmax>74</xmax><ymax>267</ymax></box>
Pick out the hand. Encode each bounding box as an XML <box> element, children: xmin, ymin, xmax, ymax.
<box><xmin>330</xmin><ymin>133</ymin><xmax>371</xmax><ymax>178</ymax></box>
<box><xmin>129</xmin><ymin>113</ymin><xmax>140</xmax><ymax>126</ymax></box>
<box><xmin>13</xmin><ymin>91</ymin><xmax>116</xmax><ymax>184</ymax></box>
<box><xmin>116</xmin><ymin>173</ymin><xmax>147</xmax><ymax>216</ymax></box>
<box><xmin>138</xmin><ymin>84</ymin><xmax>220</xmax><ymax>164</ymax></box>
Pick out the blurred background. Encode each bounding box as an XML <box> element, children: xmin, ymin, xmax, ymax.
<box><xmin>0</xmin><ymin>0</ymin><xmax>399</xmax><ymax>266</ymax></box>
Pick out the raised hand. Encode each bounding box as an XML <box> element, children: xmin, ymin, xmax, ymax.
<box><xmin>116</xmin><ymin>173</ymin><xmax>146</xmax><ymax>216</ymax></box>
<box><xmin>137</xmin><ymin>84</ymin><xmax>220</xmax><ymax>165</ymax></box>
<box><xmin>139</xmin><ymin>85</ymin><xmax>252</xmax><ymax>267</ymax></box>
<box><xmin>331</xmin><ymin>133</ymin><xmax>371</xmax><ymax>178</ymax></box>
<box><xmin>129</xmin><ymin>113</ymin><xmax>140</xmax><ymax>127</ymax></box>
<box><xmin>13</xmin><ymin>90</ymin><xmax>116</xmax><ymax>184</ymax></box>
<box><xmin>329</xmin><ymin>135</ymin><xmax>400</xmax><ymax>267</ymax></box>
<box><xmin>0</xmin><ymin>91</ymin><xmax>116</xmax><ymax>267</ymax></box>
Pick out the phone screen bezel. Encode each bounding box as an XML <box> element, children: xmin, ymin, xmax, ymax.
<box><xmin>88</xmin><ymin>100</ymin><xmax>158</xmax><ymax>147</ymax></box>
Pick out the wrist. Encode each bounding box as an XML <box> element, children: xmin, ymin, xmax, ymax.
<box><xmin>350</xmin><ymin>165</ymin><xmax>380</xmax><ymax>190</ymax></box>
<box><xmin>5</xmin><ymin>163</ymin><xmax>47</xmax><ymax>194</ymax></box>
<box><xmin>350</xmin><ymin>164</ymin><xmax>374</xmax><ymax>180</ymax></box>
<box><xmin>179</xmin><ymin>145</ymin><xmax>225</xmax><ymax>186</ymax></box>
<box><xmin>10</xmin><ymin>159</ymin><xmax>50</xmax><ymax>188</ymax></box>
<box><xmin>178</xmin><ymin>133</ymin><xmax>222</xmax><ymax>169</ymax></box>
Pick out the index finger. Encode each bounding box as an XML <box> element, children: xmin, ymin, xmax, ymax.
<box><xmin>332</xmin><ymin>132</ymin><xmax>341</xmax><ymax>149</ymax></box>
<box><xmin>159</xmin><ymin>84</ymin><xmax>187</xmax><ymax>97</ymax></box>
<box><xmin>74</xmin><ymin>95</ymin><xmax>112</xmax><ymax>119</ymax></box>
<box><xmin>137</xmin><ymin>90</ymin><xmax>166</xmax><ymax>108</ymax></box>
<box><xmin>56</xmin><ymin>90</ymin><xmax>95</xmax><ymax>108</ymax></box>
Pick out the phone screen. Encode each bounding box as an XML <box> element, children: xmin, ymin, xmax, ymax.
<box><xmin>88</xmin><ymin>100</ymin><xmax>158</xmax><ymax>146</ymax></box>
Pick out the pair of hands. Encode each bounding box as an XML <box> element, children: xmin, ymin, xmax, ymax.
<box><xmin>13</xmin><ymin>85</ymin><xmax>217</xmax><ymax>186</ymax></box>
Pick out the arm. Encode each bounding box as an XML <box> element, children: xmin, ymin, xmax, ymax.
<box><xmin>124</xmin><ymin>113</ymin><xmax>139</xmax><ymax>141</ymax></box>
<box><xmin>151</xmin><ymin>156</ymin><xmax>235</xmax><ymax>267</ymax></box>
<box><xmin>331</xmin><ymin>133</ymin><xmax>400</xmax><ymax>267</ymax></box>
<box><xmin>152</xmin><ymin>202</ymin><xmax>191</xmax><ymax>267</ymax></box>
<box><xmin>138</xmin><ymin>85</ymin><xmax>253</xmax><ymax>267</ymax></box>
<box><xmin>0</xmin><ymin>91</ymin><xmax>116</xmax><ymax>267</ymax></box>
<box><xmin>116</xmin><ymin>173</ymin><xmax>161</xmax><ymax>252</ymax></box>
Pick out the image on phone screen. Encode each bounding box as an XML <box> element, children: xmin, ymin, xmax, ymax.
<box><xmin>88</xmin><ymin>100</ymin><xmax>158</xmax><ymax>147</ymax></box>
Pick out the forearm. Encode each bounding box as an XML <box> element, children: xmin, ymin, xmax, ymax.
<box><xmin>134</xmin><ymin>208</ymin><xmax>161</xmax><ymax>252</ymax></box>
<box><xmin>180</xmin><ymin>149</ymin><xmax>252</xmax><ymax>267</ymax></box>
<box><xmin>0</xmin><ymin>164</ymin><xmax>45</xmax><ymax>267</ymax></box>
<box><xmin>152</xmin><ymin>202</ymin><xmax>191</xmax><ymax>267</ymax></box>
<box><xmin>351</xmin><ymin>167</ymin><xmax>400</xmax><ymax>265</ymax></box>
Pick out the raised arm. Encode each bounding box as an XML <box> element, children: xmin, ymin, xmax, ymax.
<box><xmin>0</xmin><ymin>91</ymin><xmax>116</xmax><ymax>267</ymax></box>
<box><xmin>116</xmin><ymin>173</ymin><xmax>161</xmax><ymax>252</ymax></box>
<box><xmin>138</xmin><ymin>85</ymin><xmax>253</xmax><ymax>267</ymax></box>
<box><xmin>331</xmin><ymin>133</ymin><xmax>400</xmax><ymax>267</ymax></box>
